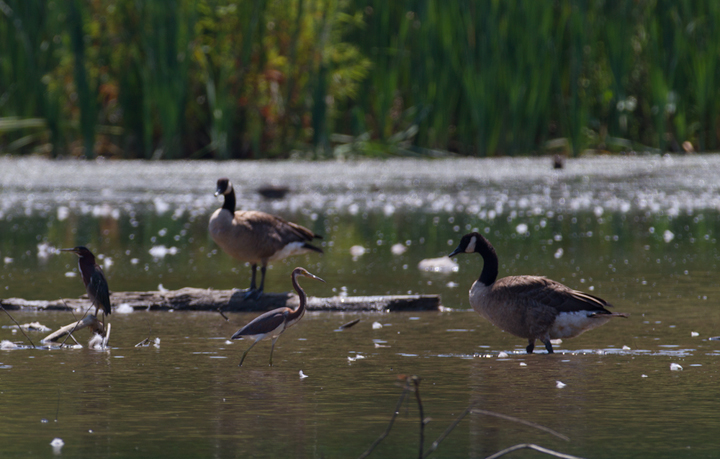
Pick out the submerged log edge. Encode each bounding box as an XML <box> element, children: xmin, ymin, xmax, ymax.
<box><xmin>0</xmin><ymin>288</ymin><xmax>441</xmax><ymax>313</ymax></box>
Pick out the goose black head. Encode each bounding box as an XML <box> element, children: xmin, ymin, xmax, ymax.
<box><xmin>215</xmin><ymin>178</ymin><xmax>233</xmax><ymax>197</ymax></box>
<box><xmin>448</xmin><ymin>232</ymin><xmax>484</xmax><ymax>258</ymax></box>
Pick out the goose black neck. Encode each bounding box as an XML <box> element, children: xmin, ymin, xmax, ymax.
<box><xmin>477</xmin><ymin>237</ymin><xmax>499</xmax><ymax>286</ymax></box>
<box><xmin>222</xmin><ymin>187</ymin><xmax>236</xmax><ymax>213</ymax></box>
<box><xmin>288</xmin><ymin>272</ymin><xmax>307</xmax><ymax>320</ymax></box>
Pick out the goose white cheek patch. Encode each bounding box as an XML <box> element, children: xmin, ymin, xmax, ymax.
<box><xmin>465</xmin><ymin>236</ymin><xmax>477</xmax><ymax>253</ymax></box>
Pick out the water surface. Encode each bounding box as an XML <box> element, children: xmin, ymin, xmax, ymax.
<box><xmin>1</xmin><ymin>155</ymin><xmax>720</xmax><ymax>458</ymax></box>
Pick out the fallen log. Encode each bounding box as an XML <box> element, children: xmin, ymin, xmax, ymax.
<box><xmin>1</xmin><ymin>288</ymin><xmax>441</xmax><ymax>313</ymax></box>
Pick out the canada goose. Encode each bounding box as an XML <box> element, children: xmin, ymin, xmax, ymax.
<box><xmin>232</xmin><ymin>267</ymin><xmax>324</xmax><ymax>366</ymax></box>
<box><xmin>449</xmin><ymin>232</ymin><xmax>627</xmax><ymax>354</ymax></box>
<box><xmin>61</xmin><ymin>246</ymin><xmax>111</xmax><ymax>330</ymax></box>
<box><xmin>209</xmin><ymin>178</ymin><xmax>322</xmax><ymax>299</ymax></box>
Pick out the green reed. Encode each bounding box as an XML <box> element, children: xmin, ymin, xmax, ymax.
<box><xmin>1</xmin><ymin>0</ymin><xmax>720</xmax><ymax>158</ymax></box>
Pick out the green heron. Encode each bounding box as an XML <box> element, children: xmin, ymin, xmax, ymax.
<box><xmin>449</xmin><ymin>232</ymin><xmax>627</xmax><ymax>354</ymax></box>
<box><xmin>61</xmin><ymin>246</ymin><xmax>111</xmax><ymax>330</ymax></box>
<box><xmin>231</xmin><ymin>267</ymin><xmax>324</xmax><ymax>366</ymax></box>
<box><xmin>209</xmin><ymin>178</ymin><xmax>322</xmax><ymax>300</ymax></box>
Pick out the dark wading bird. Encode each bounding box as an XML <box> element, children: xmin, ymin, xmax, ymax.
<box><xmin>449</xmin><ymin>232</ymin><xmax>627</xmax><ymax>354</ymax></box>
<box><xmin>61</xmin><ymin>246</ymin><xmax>111</xmax><ymax>331</ymax></box>
<box><xmin>232</xmin><ymin>267</ymin><xmax>324</xmax><ymax>366</ymax></box>
<box><xmin>209</xmin><ymin>178</ymin><xmax>323</xmax><ymax>300</ymax></box>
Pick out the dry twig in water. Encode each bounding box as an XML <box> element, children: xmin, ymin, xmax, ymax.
<box><xmin>357</xmin><ymin>376</ymin><xmax>413</xmax><ymax>459</ymax></box>
<box><xmin>0</xmin><ymin>305</ymin><xmax>36</xmax><ymax>348</ymax></box>
<box><xmin>484</xmin><ymin>443</ymin><xmax>585</xmax><ymax>459</ymax></box>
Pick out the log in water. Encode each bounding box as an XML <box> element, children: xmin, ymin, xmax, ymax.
<box><xmin>0</xmin><ymin>288</ymin><xmax>441</xmax><ymax>313</ymax></box>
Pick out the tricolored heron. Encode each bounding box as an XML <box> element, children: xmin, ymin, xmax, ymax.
<box><xmin>449</xmin><ymin>232</ymin><xmax>627</xmax><ymax>354</ymax></box>
<box><xmin>61</xmin><ymin>246</ymin><xmax>111</xmax><ymax>331</ymax></box>
<box><xmin>209</xmin><ymin>178</ymin><xmax>322</xmax><ymax>300</ymax></box>
<box><xmin>231</xmin><ymin>267</ymin><xmax>324</xmax><ymax>366</ymax></box>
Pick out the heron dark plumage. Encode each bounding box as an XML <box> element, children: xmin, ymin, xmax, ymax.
<box><xmin>61</xmin><ymin>246</ymin><xmax>111</xmax><ymax>325</ymax></box>
<box><xmin>232</xmin><ymin>267</ymin><xmax>324</xmax><ymax>367</ymax></box>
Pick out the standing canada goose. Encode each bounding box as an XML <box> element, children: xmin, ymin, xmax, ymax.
<box><xmin>449</xmin><ymin>232</ymin><xmax>627</xmax><ymax>354</ymax></box>
<box><xmin>232</xmin><ymin>267</ymin><xmax>324</xmax><ymax>366</ymax></box>
<box><xmin>61</xmin><ymin>246</ymin><xmax>111</xmax><ymax>331</ymax></box>
<box><xmin>209</xmin><ymin>178</ymin><xmax>323</xmax><ymax>299</ymax></box>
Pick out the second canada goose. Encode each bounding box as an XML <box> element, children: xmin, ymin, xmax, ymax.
<box><xmin>449</xmin><ymin>232</ymin><xmax>627</xmax><ymax>354</ymax></box>
<box><xmin>209</xmin><ymin>178</ymin><xmax>323</xmax><ymax>299</ymax></box>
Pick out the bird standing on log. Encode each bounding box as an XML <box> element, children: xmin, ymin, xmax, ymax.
<box><xmin>449</xmin><ymin>232</ymin><xmax>627</xmax><ymax>354</ymax></box>
<box><xmin>61</xmin><ymin>246</ymin><xmax>111</xmax><ymax>332</ymax></box>
<box><xmin>209</xmin><ymin>177</ymin><xmax>323</xmax><ymax>299</ymax></box>
<box><xmin>232</xmin><ymin>267</ymin><xmax>324</xmax><ymax>366</ymax></box>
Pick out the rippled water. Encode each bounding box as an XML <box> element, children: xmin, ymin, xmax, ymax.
<box><xmin>1</xmin><ymin>155</ymin><xmax>720</xmax><ymax>458</ymax></box>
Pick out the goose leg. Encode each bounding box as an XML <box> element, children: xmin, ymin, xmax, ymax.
<box><xmin>268</xmin><ymin>335</ymin><xmax>280</xmax><ymax>366</ymax></box>
<box><xmin>541</xmin><ymin>339</ymin><xmax>554</xmax><ymax>354</ymax></box>
<box><xmin>526</xmin><ymin>339</ymin><xmax>535</xmax><ymax>354</ymax></box>
<box><xmin>239</xmin><ymin>339</ymin><xmax>261</xmax><ymax>367</ymax></box>
<box><xmin>257</xmin><ymin>265</ymin><xmax>267</xmax><ymax>296</ymax></box>
<box><xmin>243</xmin><ymin>264</ymin><xmax>260</xmax><ymax>300</ymax></box>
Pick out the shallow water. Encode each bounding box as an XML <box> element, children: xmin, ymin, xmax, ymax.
<box><xmin>1</xmin><ymin>155</ymin><xmax>720</xmax><ymax>458</ymax></box>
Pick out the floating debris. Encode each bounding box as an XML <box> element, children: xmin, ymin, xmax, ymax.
<box><xmin>691</xmin><ymin>332</ymin><xmax>699</xmax><ymax>337</ymax></box>
<box><xmin>556</xmin><ymin>381</ymin><xmax>567</xmax><ymax>389</ymax></box>
<box><xmin>338</xmin><ymin>318</ymin><xmax>361</xmax><ymax>330</ymax></box>
<box><xmin>115</xmin><ymin>303</ymin><xmax>134</xmax><ymax>314</ymax></box>
<box><xmin>349</xmin><ymin>246</ymin><xmax>366</xmax><ymax>258</ymax></box>
<box><xmin>390</xmin><ymin>243</ymin><xmax>407</xmax><ymax>255</ymax></box>
<box><xmin>299</xmin><ymin>370</ymin><xmax>308</xmax><ymax>379</ymax></box>
<box><xmin>641</xmin><ymin>374</ymin><xmax>648</xmax><ymax>378</ymax></box>
<box><xmin>64</xmin><ymin>271</ymin><xmax>77</xmax><ymax>278</ymax></box>
<box><xmin>554</xmin><ymin>248</ymin><xmax>564</xmax><ymax>259</ymax></box>
<box><xmin>417</xmin><ymin>256</ymin><xmax>458</xmax><ymax>273</ymax></box>
<box><xmin>670</xmin><ymin>363</ymin><xmax>683</xmax><ymax>371</ymax></box>
<box><xmin>622</xmin><ymin>345</ymin><xmax>631</xmax><ymax>350</ymax></box>
<box><xmin>372</xmin><ymin>322</ymin><xmax>383</xmax><ymax>330</ymax></box>
<box><xmin>497</xmin><ymin>351</ymin><xmax>509</xmax><ymax>358</ymax></box>
<box><xmin>519</xmin><ymin>362</ymin><xmax>527</xmax><ymax>367</ymax></box>
<box><xmin>149</xmin><ymin>245</ymin><xmax>178</xmax><ymax>258</ymax></box>
<box><xmin>1</xmin><ymin>340</ymin><xmax>18</xmax><ymax>349</ymax></box>
<box><xmin>515</xmin><ymin>223</ymin><xmax>529</xmax><ymax>234</ymax></box>
<box><xmin>50</xmin><ymin>438</ymin><xmax>64</xmax><ymax>448</ymax></box>
<box><xmin>663</xmin><ymin>230</ymin><xmax>675</xmax><ymax>243</ymax></box>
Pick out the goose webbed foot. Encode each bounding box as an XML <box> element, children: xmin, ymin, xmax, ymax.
<box><xmin>542</xmin><ymin>339</ymin><xmax>554</xmax><ymax>354</ymax></box>
<box><xmin>526</xmin><ymin>340</ymin><xmax>535</xmax><ymax>354</ymax></box>
<box><xmin>243</xmin><ymin>288</ymin><xmax>263</xmax><ymax>301</ymax></box>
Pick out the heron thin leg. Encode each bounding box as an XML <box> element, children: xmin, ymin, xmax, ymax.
<box><xmin>526</xmin><ymin>339</ymin><xmax>535</xmax><ymax>354</ymax></box>
<box><xmin>269</xmin><ymin>335</ymin><xmax>280</xmax><ymax>366</ymax></box>
<box><xmin>541</xmin><ymin>339</ymin><xmax>554</xmax><ymax>354</ymax></box>
<box><xmin>239</xmin><ymin>339</ymin><xmax>260</xmax><ymax>367</ymax></box>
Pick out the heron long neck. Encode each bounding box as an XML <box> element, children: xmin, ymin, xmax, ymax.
<box><xmin>222</xmin><ymin>186</ymin><xmax>236</xmax><ymax>213</ymax></box>
<box><xmin>477</xmin><ymin>238</ymin><xmax>499</xmax><ymax>286</ymax></box>
<box><xmin>287</xmin><ymin>273</ymin><xmax>307</xmax><ymax>321</ymax></box>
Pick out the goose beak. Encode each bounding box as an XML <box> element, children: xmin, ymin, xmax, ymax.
<box><xmin>448</xmin><ymin>247</ymin><xmax>462</xmax><ymax>258</ymax></box>
<box><xmin>60</xmin><ymin>248</ymin><xmax>79</xmax><ymax>254</ymax></box>
<box><xmin>214</xmin><ymin>190</ymin><xmax>221</xmax><ymax>197</ymax></box>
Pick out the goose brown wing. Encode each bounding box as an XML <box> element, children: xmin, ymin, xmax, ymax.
<box><xmin>496</xmin><ymin>276</ymin><xmax>613</xmax><ymax>314</ymax></box>
<box><xmin>238</xmin><ymin>211</ymin><xmax>319</xmax><ymax>242</ymax></box>
<box><xmin>232</xmin><ymin>308</ymin><xmax>288</xmax><ymax>339</ymax></box>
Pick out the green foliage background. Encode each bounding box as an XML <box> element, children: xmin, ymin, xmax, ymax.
<box><xmin>1</xmin><ymin>0</ymin><xmax>719</xmax><ymax>159</ymax></box>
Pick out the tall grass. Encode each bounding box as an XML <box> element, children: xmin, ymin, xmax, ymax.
<box><xmin>2</xmin><ymin>0</ymin><xmax>720</xmax><ymax>158</ymax></box>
